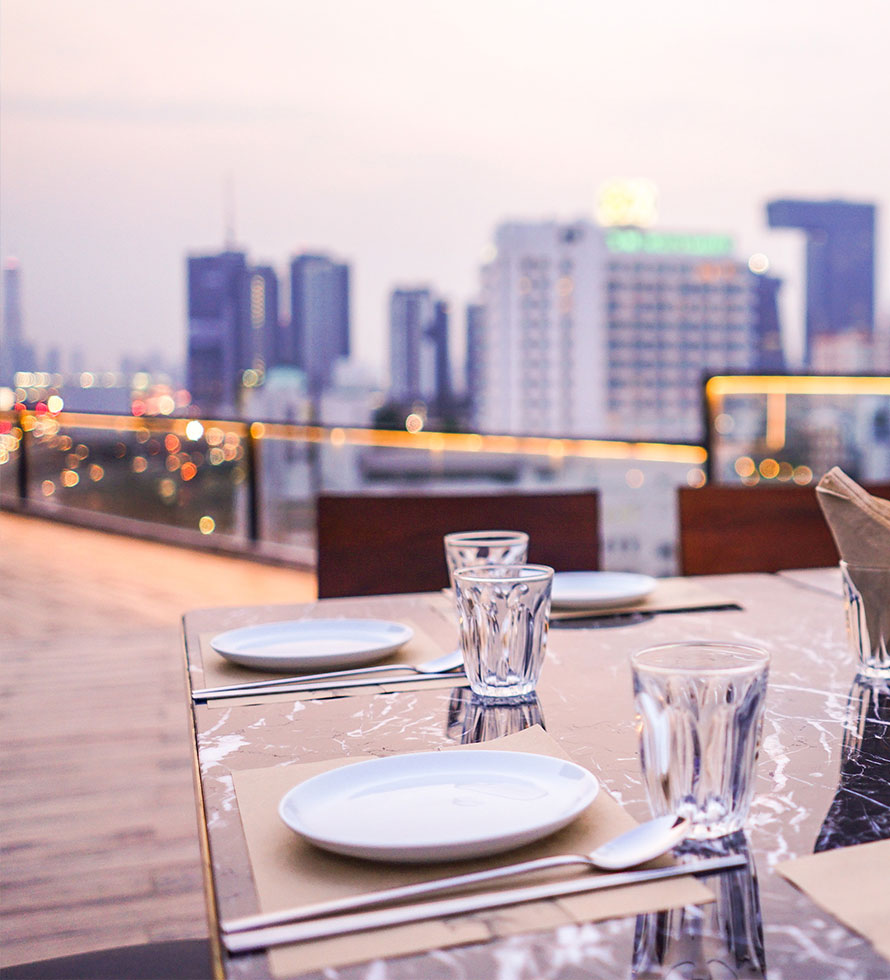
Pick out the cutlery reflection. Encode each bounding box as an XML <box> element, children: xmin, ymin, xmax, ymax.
<box><xmin>192</xmin><ymin>648</ymin><xmax>464</xmax><ymax>700</ymax></box>
<box><xmin>225</xmin><ymin>814</ymin><xmax>690</xmax><ymax>937</ymax></box>
<box><xmin>223</xmin><ymin>853</ymin><xmax>744</xmax><ymax>954</ymax></box>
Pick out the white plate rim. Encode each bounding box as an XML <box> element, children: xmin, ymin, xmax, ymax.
<box><xmin>551</xmin><ymin>571</ymin><xmax>657</xmax><ymax>609</ymax></box>
<box><xmin>278</xmin><ymin>749</ymin><xmax>599</xmax><ymax>863</ymax></box>
<box><xmin>209</xmin><ymin>618</ymin><xmax>414</xmax><ymax>671</ymax></box>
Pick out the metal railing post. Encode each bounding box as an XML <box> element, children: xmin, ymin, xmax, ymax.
<box><xmin>245</xmin><ymin>422</ymin><xmax>260</xmax><ymax>544</ymax></box>
<box><xmin>16</xmin><ymin>410</ymin><xmax>29</xmax><ymax>506</ymax></box>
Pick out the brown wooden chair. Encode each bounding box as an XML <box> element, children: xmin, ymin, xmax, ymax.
<box><xmin>316</xmin><ymin>490</ymin><xmax>600</xmax><ymax>598</ymax></box>
<box><xmin>678</xmin><ymin>482</ymin><xmax>890</xmax><ymax>575</ymax></box>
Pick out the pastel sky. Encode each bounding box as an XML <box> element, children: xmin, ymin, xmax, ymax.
<box><xmin>2</xmin><ymin>0</ymin><xmax>889</xmax><ymax>378</ymax></box>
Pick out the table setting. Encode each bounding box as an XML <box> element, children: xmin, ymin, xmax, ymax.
<box><xmin>182</xmin><ymin>495</ymin><xmax>890</xmax><ymax>979</ymax></box>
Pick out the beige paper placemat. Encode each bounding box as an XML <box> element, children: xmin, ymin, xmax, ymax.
<box><xmin>550</xmin><ymin>576</ymin><xmax>739</xmax><ymax>621</ymax></box>
<box><xmin>198</xmin><ymin>617</ymin><xmax>447</xmax><ymax>694</ymax></box>
<box><xmin>231</xmin><ymin>726</ymin><xmax>712</xmax><ymax>976</ymax></box>
<box><xmin>776</xmin><ymin>839</ymin><xmax>890</xmax><ymax>962</ymax></box>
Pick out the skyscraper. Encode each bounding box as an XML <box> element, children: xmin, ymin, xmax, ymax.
<box><xmin>247</xmin><ymin>264</ymin><xmax>281</xmax><ymax>372</ymax></box>
<box><xmin>187</xmin><ymin>250</ymin><xmax>247</xmax><ymax>412</ymax></box>
<box><xmin>389</xmin><ymin>288</ymin><xmax>451</xmax><ymax>412</ymax></box>
<box><xmin>474</xmin><ymin>220</ymin><xmax>775</xmax><ymax>440</ymax></box>
<box><xmin>1</xmin><ymin>257</ymin><xmax>34</xmax><ymax>385</ymax></box>
<box><xmin>186</xmin><ymin>251</ymin><xmax>280</xmax><ymax>413</ymax></box>
<box><xmin>288</xmin><ymin>254</ymin><xmax>350</xmax><ymax>397</ymax></box>
<box><xmin>767</xmin><ymin>199</ymin><xmax>875</xmax><ymax>367</ymax></box>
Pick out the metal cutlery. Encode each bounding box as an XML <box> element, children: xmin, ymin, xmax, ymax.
<box><xmin>224</xmin><ymin>814</ymin><xmax>690</xmax><ymax>935</ymax></box>
<box><xmin>222</xmin><ymin>853</ymin><xmax>746</xmax><ymax>954</ymax></box>
<box><xmin>192</xmin><ymin>648</ymin><xmax>464</xmax><ymax>700</ymax></box>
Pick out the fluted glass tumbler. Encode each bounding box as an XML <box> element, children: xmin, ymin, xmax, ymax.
<box><xmin>631</xmin><ymin>642</ymin><xmax>770</xmax><ymax>840</ymax></box>
<box><xmin>841</xmin><ymin>561</ymin><xmax>890</xmax><ymax>675</ymax></box>
<box><xmin>453</xmin><ymin>563</ymin><xmax>553</xmax><ymax>700</ymax></box>
<box><xmin>443</xmin><ymin>531</ymin><xmax>529</xmax><ymax>589</ymax></box>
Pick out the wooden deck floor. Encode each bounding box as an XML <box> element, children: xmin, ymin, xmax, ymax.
<box><xmin>0</xmin><ymin>512</ymin><xmax>317</xmax><ymax>968</ymax></box>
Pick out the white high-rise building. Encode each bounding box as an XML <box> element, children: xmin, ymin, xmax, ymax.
<box><xmin>473</xmin><ymin>219</ymin><xmax>768</xmax><ymax>440</ymax></box>
<box><xmin>475</xmin><ymin>221</ymin><xmax>607</xmax><ymax>437</ymax></box>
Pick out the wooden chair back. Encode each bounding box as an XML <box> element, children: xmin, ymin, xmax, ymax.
<box><xmin>678</xmin><ymin>482</ymin><xmax>890</xmax><ymax>575</ymax></box>
<box><xmin>316</xmin><ymin>490</ymin><xmax>600</xmax><ymax>598</ymax></box>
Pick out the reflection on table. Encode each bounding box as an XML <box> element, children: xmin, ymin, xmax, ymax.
<box><xmin>816</xmin><ymin>673</ymin><xmax>890</xmax><ymax>852</ymax></box>
<box><xmin>445</xmin><ymin>687</ymin><xmax>546</xmax><ymax>743</ymax></box>
<box><xmin>632</xmin><ymin>834</ymin><xmax>765</xmax><ymax>980</ymax></box>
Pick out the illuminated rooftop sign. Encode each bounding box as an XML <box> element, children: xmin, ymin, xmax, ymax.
<box><xmin>606</xmin><ymin>229</ymin><xmax>734</xmax><ymax>257</ymax></box>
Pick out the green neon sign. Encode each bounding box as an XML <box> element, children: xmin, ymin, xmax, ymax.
<box><xmin>605</xmin><ymin>229</ymin><xmax>734</xmax><ymax>257</ymax></box>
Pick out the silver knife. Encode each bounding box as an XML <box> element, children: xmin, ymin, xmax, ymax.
<box><xmin>193</xmin><ymin>671</ymin><xmax>466</xmax><ymax>702</ymax></box>
<box><xmin>223</xmin><ymin>853</ymin><xmax>745</xmax><ymax>954</ymax></box>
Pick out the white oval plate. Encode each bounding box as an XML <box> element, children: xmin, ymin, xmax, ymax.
<box><xmin>209</xmin><ymin>619</ymin><xmax>414</xmax><ymax>672</ymax></box>
<box><xmin>279</xmin><ymin>750</ymin><xmax>599</xmax><ymax>863</ymax></box>
<box><xmin>551</xmin><ymin>571</ymin><xmax>657</xmax><ymax>610</ymax></box>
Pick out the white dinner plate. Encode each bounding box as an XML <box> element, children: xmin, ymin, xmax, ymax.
<box><xmin>279</xmin><ymin>750</ymin><xmax>599</xmax><ymax>863</ymax></box>
<box><xmin>551</xmin><ymin>571</ymin><xmax>657</xmax><ymax>610</ymax></box>
<box><xmin>209</xmin><ymin>619</ymin><xmax>414</xmax><ymax>672</ymax></box>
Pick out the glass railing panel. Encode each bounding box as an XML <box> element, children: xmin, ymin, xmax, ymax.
<box><xmin>705</xmin><ymin>376</ymin><xmax>890</xmax><ymax>485</ymax></box>
<box><xmin>0</xmin><ymin>411</ymin><xmax>23</xmax><ymax>504</ymax></box>
<box><xmin>250</xmin><ymin>424</ymin><xmax>707</xmax><ymax>576</ymax></box>
<box><xmin>18</xmin><ymin>412</ymin><xmax>252</xmax><ymax>545</ymax></box>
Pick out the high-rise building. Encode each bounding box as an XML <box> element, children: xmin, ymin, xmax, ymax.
<box><xmin>473</xmin><ymin>220</ymin><xmax>779</xmax><ymax>440</ymax></box>
<box><xmin>767</xmin><ymin>199</ymin><xmax>875</xmax><ymax>367</ymax></box>
<box><xmin>389</xmin><ymin>288</ymin><xmax>451</xmax><ymax>412</ymax></box>
<box><xmin>247</xmin><ymin>265</ymin><xmax>281</xmax><ymax>372</ymax></box>
<box><xmin>186</xmin><ymin>250</ymin><xmax>280</xmax><ymax>414</ymax></box>
<box><xmin>288</xmin><ymin>254</ymin><xmax>350</xmax><ymax>397</ymax></box>
<box><xmin>465</xmin><ymin>302</ymin><xmax>485</xmax><ymax>412</ymax></box>
<box><xmin>1</xmin><ymin>257</ymin><xmax>35</xmax><ymax>384</ymax></box>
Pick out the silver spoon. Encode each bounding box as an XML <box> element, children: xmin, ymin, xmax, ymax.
<box><xmin>222</xmin><ymin>813</ymin><xmax>690</xmax><ymax>935</ymax></box>
<box><xmin>191</xmin><ymin>648</ymin><xmax>464</xmax><ymax>699</ymax></box>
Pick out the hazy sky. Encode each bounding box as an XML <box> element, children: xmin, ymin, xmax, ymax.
<box><xmin>2</xmin><ymin>0</ymin><xmax>889</xmax><ymax>378</ymax></box>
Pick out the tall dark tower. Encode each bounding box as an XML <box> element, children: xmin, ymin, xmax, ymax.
<box><xmin>288</xmin><ymin>254</ymin><xmax>350</xmax><ymax>397</ymax></box>
<box><xmin>186</xmin><ymin>250</ymin><xmax>248</xmax><ymax>413</ymax></box>
<box><xmin>767</xmin><ymin>199</ymin><xmax>875</xmax><ymax>366</ymax></box>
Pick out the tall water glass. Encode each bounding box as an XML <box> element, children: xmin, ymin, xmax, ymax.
<box><xmin>841</xmin><ymin>562</ymin><xmax>890</xmax><ymax>675</ymax></box>
<box><xmin>443</xmin><ymin>531</ymin><xmax>529</xmax><ymax>589</ymax></box>
<box><xmin>453</xmin><ymin>564</ymin><xmax>553</xmax><ymax>700</ymax></box>
<box><xmin>631</xmin><ymin>642</ymin><xmax>770</xmax><ymax>840</ymax></box>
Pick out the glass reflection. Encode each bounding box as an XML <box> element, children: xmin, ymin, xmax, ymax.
<box><xmin>632</xmin><ymin>833</ymin><xmax>765</xmax><ymax>979</ymax></box>
<box><xmin>815</xmin><ymin>672</ymin><xmax>890</xmax><ymax>852</ymax></box>
<box><xmin>445</xmin><ymin>688</ymin><xmax>545</xmax><ymax>743</ymax></box>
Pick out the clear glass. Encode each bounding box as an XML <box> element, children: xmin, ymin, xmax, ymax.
<box><xmin>841</xmin><ymin>562</ymin><xmax>890</xmax><ymax>675</ymax></box>
<box><xmin>453</xmin><ymin>563</ymin><xmax>553</xmax><ymax>700</ymax></box>
<box><xmin>631</xmin><ymin>641</ymin><xmax>770</xmax><ymax>840</ymax></box>
<box><xmin>444</xmin><ymin>530</ymin><xmax>529</xmax><ymax>589</ymax></box>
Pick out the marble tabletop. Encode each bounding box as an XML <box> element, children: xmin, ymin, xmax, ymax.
<box><xmin>182</xmin><ymin>571</ymin><xmax>890</xmax><ymax>980</ymax></box>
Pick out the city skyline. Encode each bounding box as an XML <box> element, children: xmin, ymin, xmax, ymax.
<box><xmin>2</xmin><ymin>0</ymin><xmax>889</xmax><ymax>376</ymax></box>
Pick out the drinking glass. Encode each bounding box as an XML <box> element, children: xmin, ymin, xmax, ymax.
<box><xmin>631</xmin><ymin>641</ymin><xmax>770</xmax><ymax>840</ymax></box>
<box><xmin>840</xmin><ymin>562</ymin><xmax>890</xmax><ymax>675</ymax></box>
<box><xmin>453</xmin><ymin>563</ymin><xmax>553</xmax><ymax>700</ymax></box>
<box><xmin>443</xmin><ymin>531</ymin><xmax>529</xmax><ymax>589</ymax></box>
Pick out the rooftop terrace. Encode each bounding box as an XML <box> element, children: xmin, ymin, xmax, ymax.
<box><xmin>0</xmin><ymin>512</ymin><xmax>316</xmax><ymax>968</ymax></box>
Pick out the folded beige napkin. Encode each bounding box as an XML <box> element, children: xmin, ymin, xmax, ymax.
<box><xmin>776</xmin><ymin>839</ymin><xmax>890</xmax><ymax>961</ymax></box>
<box><xmin>231</xmin><ymin>725</ymin><xmax>712</xmax><ymax>977</ymax></box>
<box><xmin>816</xmin><ymin>467</ymin><xmax>890</xmax><ymax>567</ymax></box>
<box><xmin>198</xmin><ymin>618</ymin><xmax>448</xmax><ymax>702</ymax></box>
